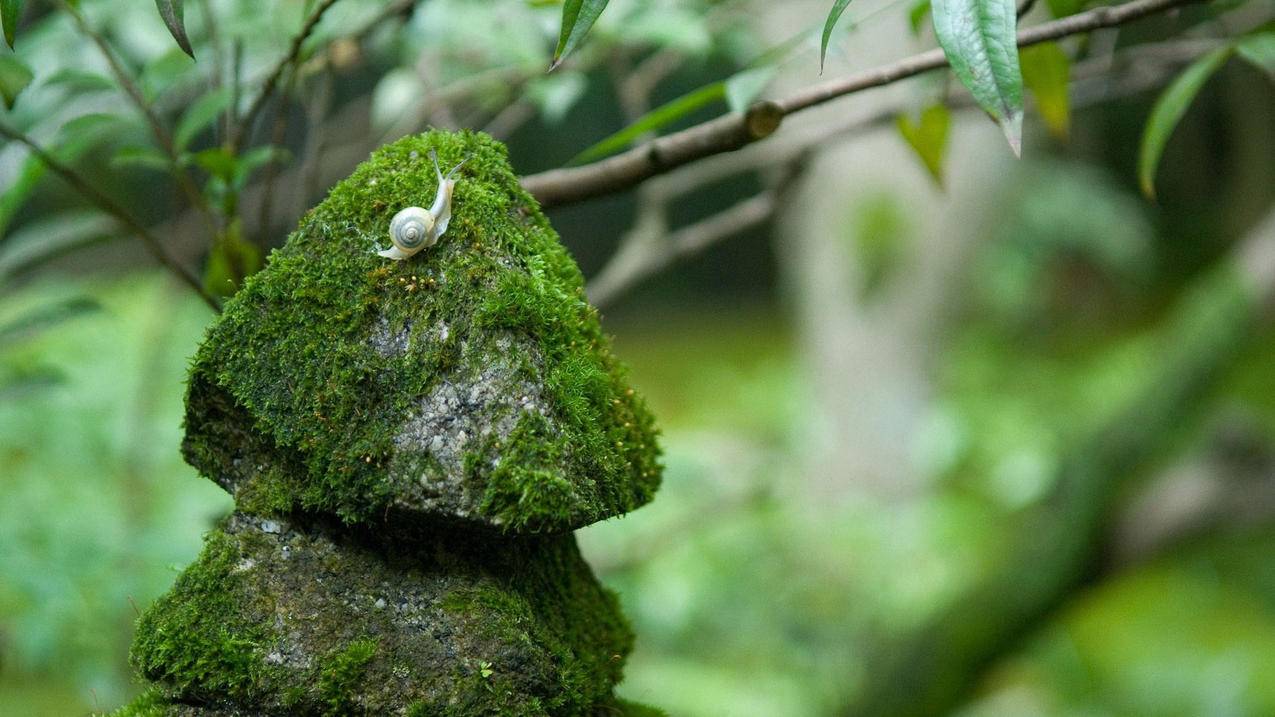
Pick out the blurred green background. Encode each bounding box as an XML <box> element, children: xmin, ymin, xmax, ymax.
<box><xmin>1</xmin><ymin>0</ymin><xmax>1274</xmax><ymax>715</ymax></box>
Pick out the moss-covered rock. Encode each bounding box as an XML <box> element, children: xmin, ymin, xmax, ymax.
<box><xmin>129</xmin><ymin>513</ymin><xmax>632</xmax><ymax>715</ymax></box>
<box><xmin>184</xmin><ymin>131</ymin><xmax>660</xmax><ymax>532</ymax></box>
<box><xmin>112</xmin><ymin>689</ymin><xmax>666</xmax><ymax>717</ymax></box>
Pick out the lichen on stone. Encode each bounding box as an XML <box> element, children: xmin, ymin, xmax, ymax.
<box><xmin>182</xmin><ymin>130</ymin><xmax>661</xmax><ymax>532</ymax></box>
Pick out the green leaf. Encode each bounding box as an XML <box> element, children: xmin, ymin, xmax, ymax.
<box><xmin>553</xmin><ymin>0</ymin><xmax>609</xmax><ymax>69</ymax></box>
<box><xmin>1</xmin><ymin>0</ymin><xmax>20</xmax><ymax>49</ymax></box>
<box><xmin>1044</xmin><ymin>0</ymin><xmax>1084</xmax><ymax>17</ymax></box>
<box><xmin>203</xmin><ymin>220</ymin><xmax>260</xmax><ymax>297</ymax></box>
<box><xmin>0</xmin><ymin>54</ymin><xmax>32</xmax><ymax>109</ymax></box>
<box><xmin>1020</xmin><ymin>41</ymin><xmax>1070</xmax><ymax>141</ymax></box>
<box><xmin>43</xmin><ymin>68</ymin><xmax>115</xmax><ymax>93</ymax></box>
<box><xmin>191</xmin><ymin>146</ymin><xmax>237</xmax><ymax>182</ymax></box>
<box><xmin>571</xmin><ymin>82</ymin><xmax>727</xmax><ymax>164</ymax></box>
<box><xmin>139</xmin><ymin>47</ymin><xmax>195</xmax><ymax>102</ymax></box>
<box><xmin>154</xmin><ymin>0</ymin><xmax>195</xmax><ymax>58</ymax></box>
<box><xmin>896</xmin><ymin>104</ymin><xmax>951</xmax><ymax>186</ymax></box>
<box><xmin>931</xmin><ymin>0</ymin><xmax>1024</xmax><ymax>154</ymax></box>
<box><xmin>1235</xmin><ymin>30</ymin><xmax>1275</xmax><ymax>79</ymax></box>
<box><xmin>820</xmin><ymin>0</ymin><xmax>854</xmax><ymax>72</ymax></box>
<box><xmin>909</xmin><ymin>0</ymin><xmax>931</xmax><ymax>36</ymax></box>
<box><xmin>1137</xmin><ymin>46</ymin><xmax>1231</xmax><ymax>199</ymax></box>
<box><xmin>0</xmin><ymin>211</ymin><xmax>115</xmax><ymax>281</ymax></box>
<box><xmin>111</xmin><ymin>145</ymin><xmax>172</xmax><ymax>173</ymax></box>
<box><xmin>0</xmin><ymin>126</ymin><xmax>122</xmax><ymax>239</ymax></box>
<box><xmin>175</xmin><ymin>87</ymin><xmax>231</xmax><ymax>151</ymax></box>
<box><xmin>0</xmin><ymin>295</ymin><xmax>99</xmax><ymax>345</ymax></box>
<box><xmin>232</xmin><ymin>144</ymin><xmax>290</xmax><ymax>188</ymax></box>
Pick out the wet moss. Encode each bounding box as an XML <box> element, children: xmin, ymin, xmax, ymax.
<box><xmin>317</xmin><ymin>638</ymin><xmax>378</xmax><ymax>715</ymax></box>
<box><xmin>182</xmin><ymin>131</ymin><xmax>661</xmax><ymax>531</ymax></box>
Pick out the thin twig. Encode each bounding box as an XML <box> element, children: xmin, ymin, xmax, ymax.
<box><xmin>0</xmin><ymin>124</ymin><xmax>220</xmax><ymax>312</ymax></box>
<box><xmin>256</xmin><ymin>67</ymin><xmax>298</xmax><ymax>247</ymax></box>
<box><xmin>233</xmin><ymin>0</ymin><xmax>342</xmax><ymax>151</ymax></box>
<box><xmin>199</xmin><ymin>0</ymin><xmax>229</xmax><ymax>140</ymax></box>
<box><xmin>587</xmin><ymin>190</ymin><xmax>778</xmax><ymax>308</ymax></box>
<box><xmin>585</xmin><ymin>36</ymin><xmax>1221</xmax><ymax>309</ymax></box>
<box><xmin>520</xmin><ymin>0</ymin><xmax>1205</xmax><ymax>208</ymax></box>
<box><xmin>60</xmin><ymin>1</ymin><xmax>217</xmax><ymax>229</ymax></box>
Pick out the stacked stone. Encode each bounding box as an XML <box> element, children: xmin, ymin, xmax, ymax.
<box><xmin>117</xmin><ymin>132</ymin><xmax>663</xmax><ymax>716</ymax></box>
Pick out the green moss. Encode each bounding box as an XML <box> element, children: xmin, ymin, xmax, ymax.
<box><xmin>183</xmin><ymin>130</ymin><xmax>660</xmax><ymax>531</ymax></box>
<box><xmin>108</xmin><ymin>688</ymin><xmax>166</xmax><ymax>717</ymax></box>
<box><xmin>129</xmin><ymin>514</ymin><xmax>632</xmax><ymax>715</ymax></box>
<box><xmin>318</xmin><ymin>638</ymin><xmax>378</xmax><ymax>715</ymax></box>
<box><xmin>129</xmin><ymin>531</ymin><xmax>272</xmax><ymax>702</ymax></box>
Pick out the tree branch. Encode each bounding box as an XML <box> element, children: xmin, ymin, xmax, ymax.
<box><xmin>60</xmin><ymin>1</ymin><xmax>218</xmax><ymax>233</ymax></box>
<box><xmin>584</xmin><ymin>36</ymin><xmax>1220</xmax><ymax>309</ymax></box>
<box><xmin>587</xmin><ymin>190</ymin><xmax>778</xmax><ymax>309</ymax></box>
<box><xmin>0</xmin><ymin>124</ymin><xmax>221</xmax><ymax>313</ymax></box>
<box><xmin>232</xmin><ymin>0</ymin><xmax>342</xmax><ymax>151</ymax></box>
<box><xmin>520</xmin><ymin>0</ymin><xmax>1205</xmax><ymax>208</ymax></box>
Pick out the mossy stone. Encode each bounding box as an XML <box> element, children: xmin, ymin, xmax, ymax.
<box><xmin>112</xmin><ymin>690</ymin><xmax>666</xmax><ymax>716</ymax></box>
<box><xmin>183</xmin><ymin>131</ymin><xmax>661</xmax><ymax>532</ymax></box>
<box><xmin>128</xmin><ymin>513</ymin><xmax>632</xmax><ymax>715</ymax></box>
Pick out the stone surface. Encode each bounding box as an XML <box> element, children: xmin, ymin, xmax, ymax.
<box><xmin>182</xmin><ymin>131</ymin><xmax>661</xmax><ymax>532</ymax></box>
<box><xmin>129</xmin><ymin>513</ymin><xmax>632</xmax><ymax>716</ymax></box>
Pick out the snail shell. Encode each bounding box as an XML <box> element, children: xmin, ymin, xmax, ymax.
<box><xmin>377</xmin><ymin>151</ymin><xmax>466</xmax><ymax>261</ymax></box>
<box><xmin>389</xmin><ymin>206</ymin><xmax>436</xmax><ymax>253</ymax></box>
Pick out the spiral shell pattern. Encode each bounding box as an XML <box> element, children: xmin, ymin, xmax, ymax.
<box><xmin>389</xmin><ymin>206</ymin><xmax>435</xmax><ymax>253</ymax></box>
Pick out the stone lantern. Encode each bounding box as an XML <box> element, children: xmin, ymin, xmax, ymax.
<box><xmin>115</xmin><ymin>132</ymin><xmax>663</xmax><ymax>716</ymax></box>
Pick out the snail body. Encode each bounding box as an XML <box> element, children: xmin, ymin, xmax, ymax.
<box><xmin>378</xmin><ymin>151</ymin><xmax>467</xmax><ymax>260</ymax></box>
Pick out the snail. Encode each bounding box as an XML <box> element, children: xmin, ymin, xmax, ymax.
<box><xmin>377</xmin><ymin>150</ymin><xmax>468</xmax><ymax>260</ymax></box>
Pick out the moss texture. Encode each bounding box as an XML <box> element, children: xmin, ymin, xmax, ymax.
<box><xmin>129</xmin><ymin>513</ymin><xmax>632</xmax><ymax>715</ymax></box>
<box><xmin>183</xmin><ymin>131</ymin><xmax>660</xmax><ymax>532</ymax></box>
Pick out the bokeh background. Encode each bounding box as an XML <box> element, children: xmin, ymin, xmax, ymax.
<box><xmin>2</xmin><ymin>0</ymin><xmax>1274</xmax><ymax>715</ymax></box>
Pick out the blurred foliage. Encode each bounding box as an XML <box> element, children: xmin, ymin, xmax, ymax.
<box><xmin>0</xmin><ymin>276</ymin><xmax>231</xmax><ymax>713</ymax></box>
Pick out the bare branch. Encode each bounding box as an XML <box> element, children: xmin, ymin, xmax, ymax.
<box><xmin>521</xmin><ymin>0</ymin><xmax>1206</xmax><ymax>208</ymax></box>
<box><xmin>587</xmin><ymin>190</ymin><xmax>777</xmax><ymax>308</ymax></box>
<box><xmin>233</xmin><ymin>0</ymin><xmax>342</xmax><ymax>151</ymax></box>
<box><xmin>60</xmin><ymin>1</ymin><xmax>217</xmax><ymax>230</ymax></box>
<box><xmin>0</xmin><ymin>124</ymin><xmax>221</xmax><ymax>312</ymax></box>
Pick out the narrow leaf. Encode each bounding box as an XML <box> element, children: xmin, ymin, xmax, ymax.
<box><xmin>1235</xmin><ymin>30</ymin><xmax>1275</xmax><ymax>79</ymax></box>
<box><xmin>175</xmin><ymin>87</ymin><xmax>231</xmax><ymax>151</ymax></box>
<box><xmin>154</xmin><ymin>0</ymin><xmax>195</xmax><ymax>58</ymax></box>
<box><xmin>909</xmin><ymin>0</ymin><xmax>931</xmax><ymax>36</ymax></box>
<box><xmin>571</xmin><ymin>82</ymin><xmax>727</xmax><ymax>164</ymax></box>
<box><xmin>0</xmin><ymin>211</ymin><xmax>115</xmax><ymax>281</ymax></box>
<box><xmin>1020</xmin><ymin>41</ymin><xmax>1070</xmax><ymax>141</ymax></box>
<box><xmin>43</xmin><ymin>68</ymin><xmax>116</xmax><ymax>93</ymax></box>
<box><xmin>111</xmin><ymin>145</ymin><xmax>172</xmax><ymax>173</ymax></box>
<box><xmin>820</xmin><ymin>0</ymin><xmax>854</xmax><ymax>72</ymax></box>
<box><xmin>192</xmin><ymin>147</ymin><xmax>238</xmax><ymax>181</ymax></box>
<box><xmin>0</xmin><ymin>54</ymin><xmax>32</xmax><ymax>109</ymax></box>
<box><xmin>0</xmin><ymin>126</ymin><xmax>121</xmax><ymax>238</ymax></box>
<box><xmin>931</xmin><ymin>0</ymin><xmax>1024</xmax><ymax>154</ymax></box>
<box><xmin>896</xmin><ymin>104</ymin><xmax>951</xmax><ymax>186</ymax></box>
<box><xmin>203</xmin><ymin>220</ymin><xmax>260</xmax><ymax>297</ymax></box>
<box><xmin>1137</xmin><ymin>46</ymin><xmax>1231</xmax><ymax>199</ymax></box>
<box><xmin>1</xmin><ymin>0</ymin><xmax>20</xmax><ymax>49</ymax></box>
<box><xmin>553</xmin><ymin>0</ymin><xmax>609</xmax><ymax>69</ymax></box>
<box><xmin>0</xmin><ymin>296</ymin><xmax>99</xmax><ymax>345</ymax></box>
